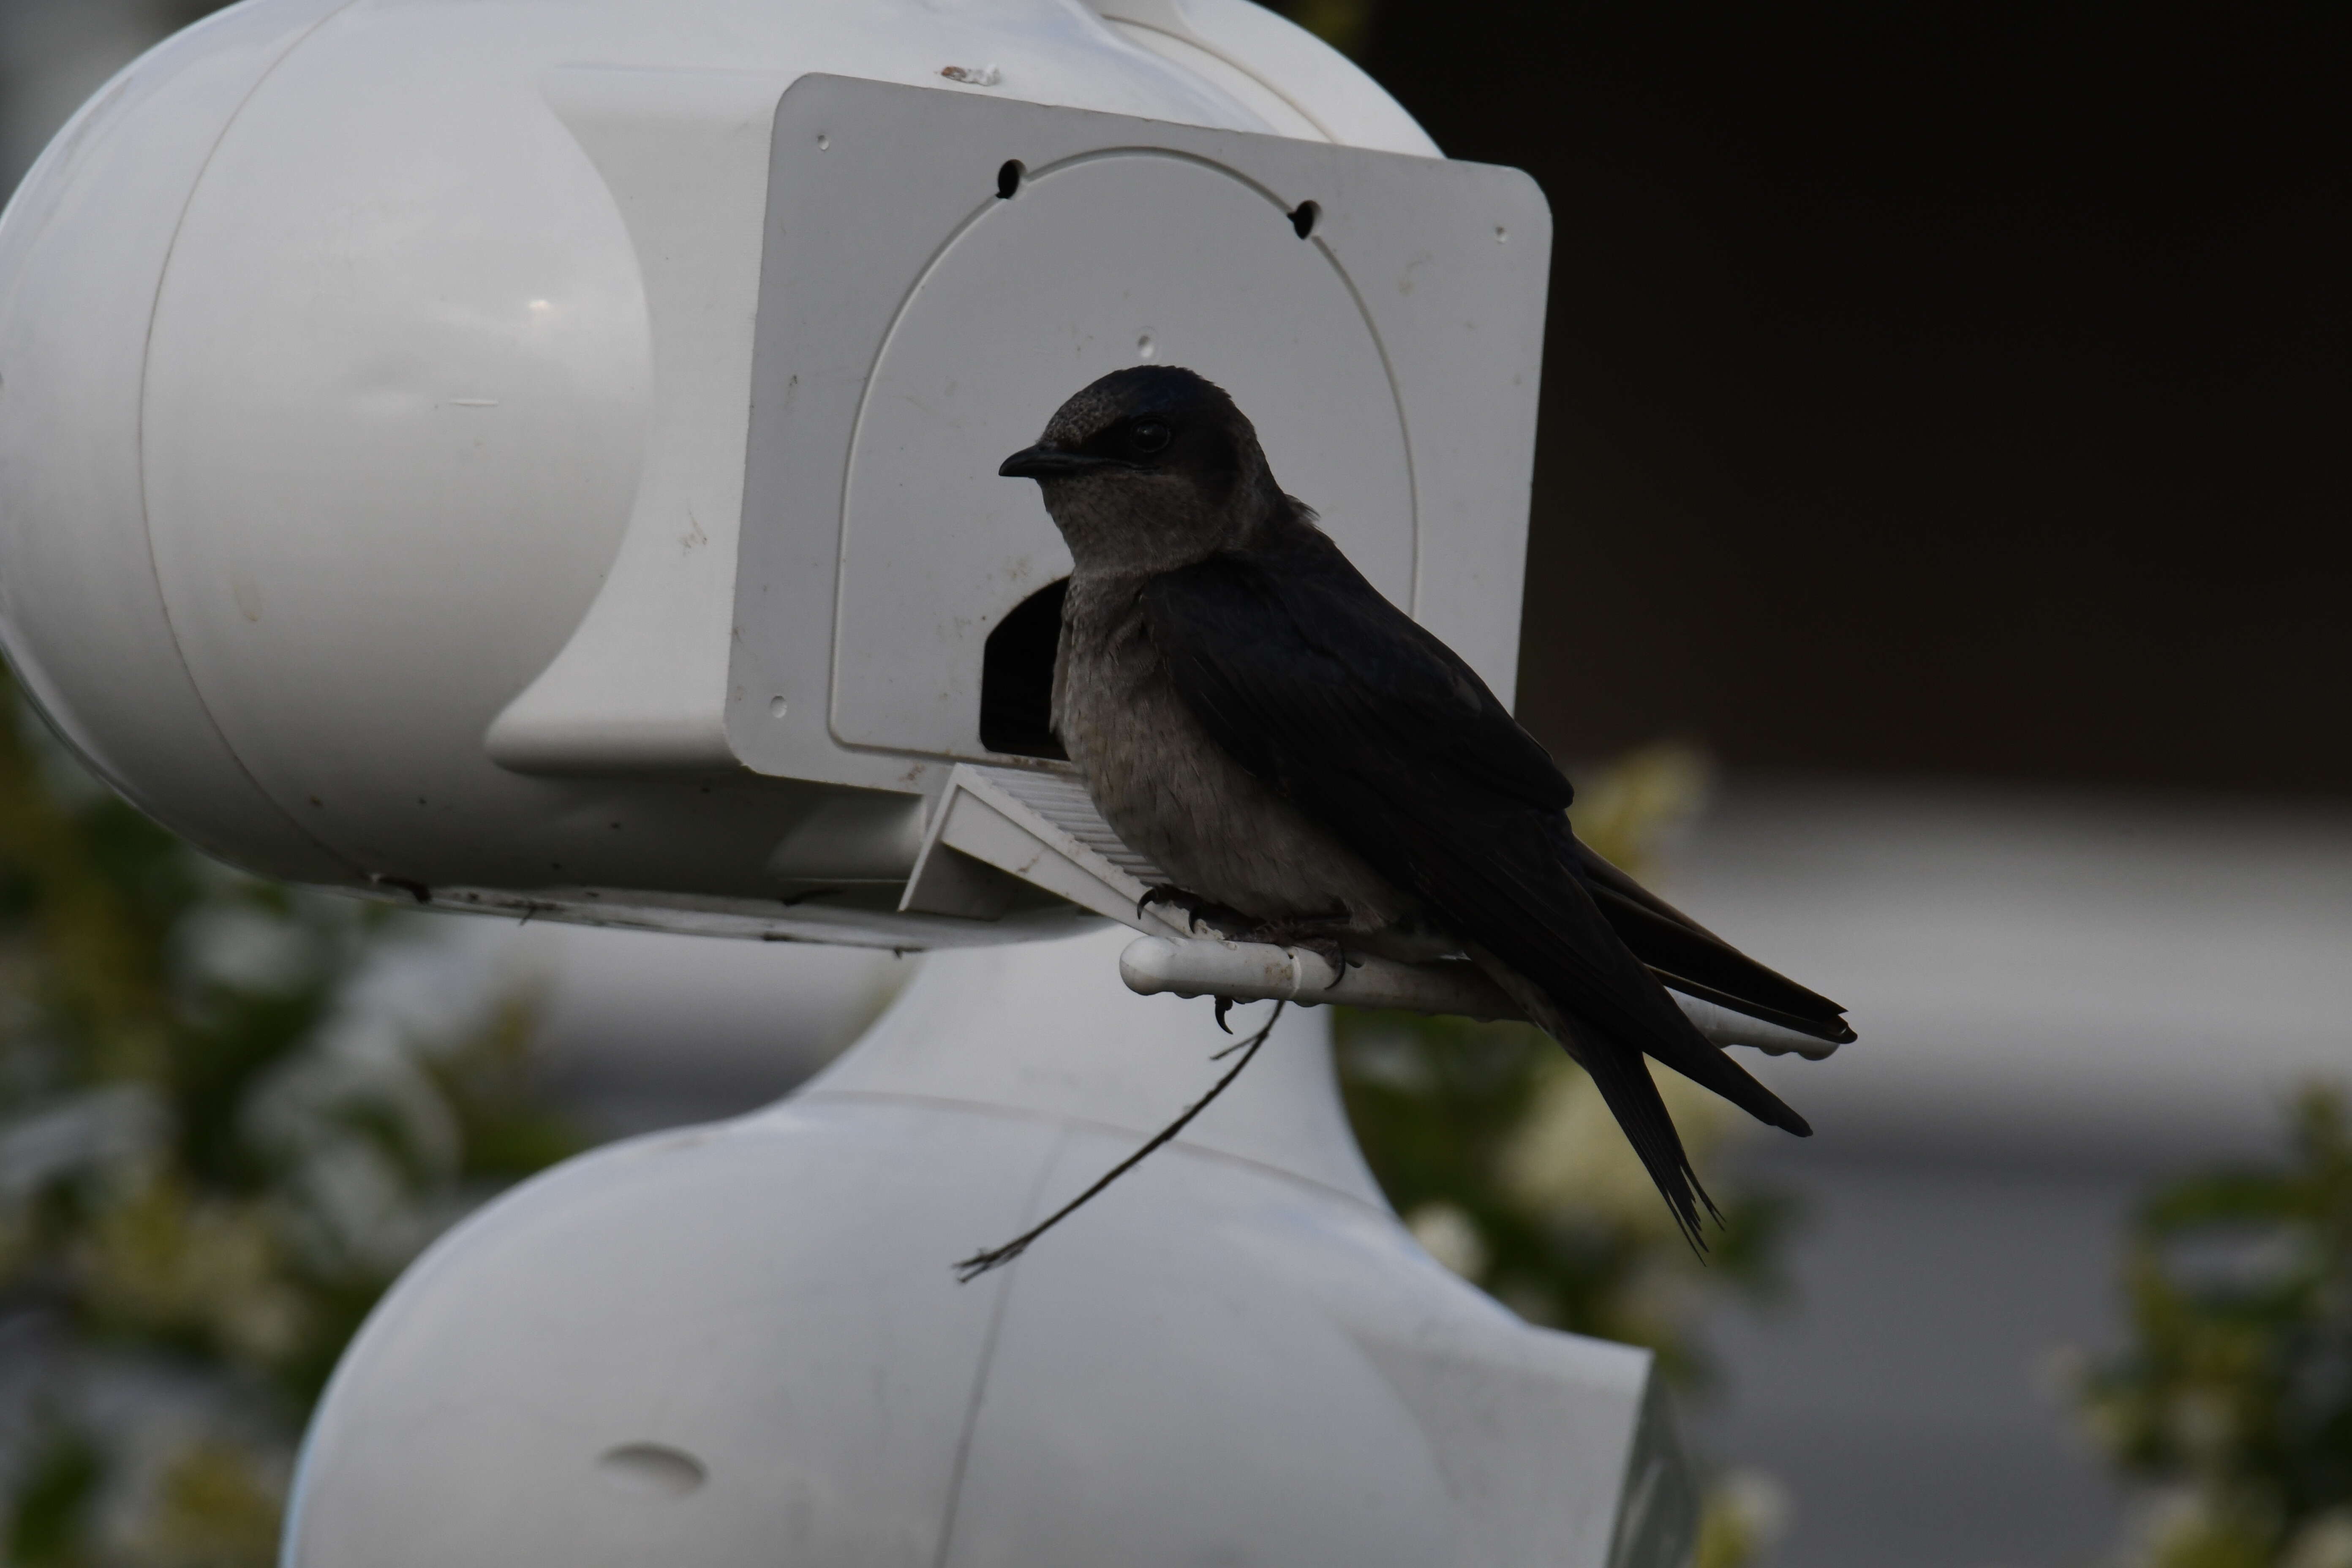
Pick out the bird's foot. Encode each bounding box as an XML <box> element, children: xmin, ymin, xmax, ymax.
<box><xmin>1137</xmin><ymin>884</ymin><xmax>1252</xmax><ymax>937</ymax></box>
<box><xmin>1236</xmin><ymin>919</ymin><xmax>1361</xmax><ymax>986</ymax></box>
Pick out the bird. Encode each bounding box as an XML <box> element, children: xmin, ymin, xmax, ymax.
<box><xmin>998</xmin><ymin>365</ymin><xmax>1852</xmax><ymax>1244</ymax></box>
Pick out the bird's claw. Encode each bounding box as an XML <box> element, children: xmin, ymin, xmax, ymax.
<box><xmin>1308</xmin><ymin>939</ymin><xmax>1356</xmax><ymax>988</ymax></box>
<box><xmin>1138</xmin><ymin>882</ymin><xmax>1210</xmax><ymax>932</ymax></box>
<box><xmin>1137</xmin><ymin>884</ymin><xmax>1250</xmax><ymax>938</ymax></box>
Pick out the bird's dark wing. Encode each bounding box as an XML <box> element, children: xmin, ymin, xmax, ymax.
<box><xmin>1571</xmin><ymin>839</ymin><xmax>1855</xmax><ymax>1045</ymax></box>
<box><xmin>1143</xmin><ymin>527</ymin><xmax>1832</xmax><ymax>1237</ymax></box>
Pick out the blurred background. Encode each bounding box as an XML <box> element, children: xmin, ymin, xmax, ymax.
<box><xmin>0</xmin><ymin>3</ymin><xmax>2344</xmax><ymax>1566</ymax></box>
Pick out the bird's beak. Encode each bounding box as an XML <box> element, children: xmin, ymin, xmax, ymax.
<box><xmin>999</xmin><ymin>444</ymin><xmax>1111</xmax><ymax>480</ymax></box>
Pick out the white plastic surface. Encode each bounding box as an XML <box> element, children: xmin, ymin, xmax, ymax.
<box><xmin>468</xmin><ymin>63</ymin><xmax>782</xmax><ymax>776</ymax></box>
<box><xmin>0</xmin><ymin>0</ymin><xmax>357</xmax><ymax>884</ymax></box>
<box><xmin>0</xmin><ymin>0</ymin><xmax>1546</xmax><ymax>945</ymax></box>
<box><xmin>283</xmin><ymin>928</ymin><xmax>1697</xmax><ymax>1567</ymax></box>
<box><xmin>900</xmin><ymin>763</ymin><xmax>1186</xmax><ymax>928</ymax></box>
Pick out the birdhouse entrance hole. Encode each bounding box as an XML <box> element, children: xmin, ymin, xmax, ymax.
<box><xmin>980</xmin><ymin>577</ymin><xmax>1068</xmax><ymax>759</ymax></box>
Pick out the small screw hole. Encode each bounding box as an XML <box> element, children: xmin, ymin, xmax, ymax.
<box><xmin>596</xmin><ymin>1443</ymin><xmax>706</xmax><ymax>1499</ymax></box>
<box><xmin>1289</xmin><ymin>200</ymin><xmax>1319</xmax><ymax>240</ymax></box>
<box><xmin>816</xmin><ymin>133</ymin><xmax>830</xmax><ymax>151</ymax></box>
<box><xmin>996</xmin><ymin>160</ymin><xmax>1024</xmax><ymax>200</ymax></box>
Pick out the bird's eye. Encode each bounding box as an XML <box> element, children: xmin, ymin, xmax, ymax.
<box><xmin>1128</xmin><ymin>420</ymin><xmax>1173</xmax><ymax>455</ymax></box>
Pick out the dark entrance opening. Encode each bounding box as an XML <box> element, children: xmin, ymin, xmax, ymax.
<box><xmin>979</xmin><ymin>577</ymin><xmax>1068</xmax><ymax>760</ymax></box>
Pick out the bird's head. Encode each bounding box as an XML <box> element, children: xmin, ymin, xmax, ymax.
<box><xmin>999</xmin><ymin>366</ymin><xmax>1288</xmax><ymax>575</ymax></box>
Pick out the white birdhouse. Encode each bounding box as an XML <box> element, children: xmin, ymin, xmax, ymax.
<box><xmin>0</xmin><ymin>0</ymin><xmax>1548</xmax><ymax>952</ymax></box>
<box><xmin>0</xmin><ymin>0</ymin><xmax>1706</xmax><ymax>1561</ymax></box>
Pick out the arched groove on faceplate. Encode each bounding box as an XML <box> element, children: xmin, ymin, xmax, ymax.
<box><xmin>826</xmin><ymin>145</ymin><xmax>1415</xmax><ymax>651</ymax></box>
<box><xmin>1285</xmin><ymin>205</ymin><xmax>1420</xmax><ymax>619</ymax></box>
<box><xmin>829</xmin><ymin>147</ymin><xmax>1417</xmax><ymax>766</ymax></box>
<box><xmin>994</xmin><ymin>150</ymin><xmax>1412</xmax><ymax>527</ymax></box>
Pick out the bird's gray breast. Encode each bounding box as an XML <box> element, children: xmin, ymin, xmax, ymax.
<box><xmin>1051</xmin><ymin>573</ymin><xmax>1408</xmax><ymax>929</ymax></box>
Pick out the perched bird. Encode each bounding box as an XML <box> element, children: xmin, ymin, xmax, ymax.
<box><xmin>1000</xmin><ymin>365</ymin><xmax>1852</xmax><ymax>1242</ymax></box>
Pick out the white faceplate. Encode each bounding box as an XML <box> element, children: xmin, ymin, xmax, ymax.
<box><xmin>727</xmin><ymin>75</ymin><xmax>1550</xmax><ymax>787</ymax></box>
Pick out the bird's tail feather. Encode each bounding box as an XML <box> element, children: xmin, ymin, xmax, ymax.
<box><xmin>1498</xmin><ymin>878</ymin><xmax>1815</xmax><ymax>1141</ymax></box>
<box><xmin>1636</xmin><ymin>1009</ymin><xmax>1814</xmax><ymax>1139</ymax></box>
<box><xmin>1514</xmin><ymin>816</ymin><xmax>1817</xmax><ymax>1139</ymax></box>
<box><xmin>1478</xmin><ymin>957</ymin><xmax>1717</xmax><ymax>1250</ymax></box>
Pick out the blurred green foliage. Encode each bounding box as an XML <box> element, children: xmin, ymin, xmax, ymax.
<box><xmin>1279</xmin><ymin>0</ymin><xmax>1376</xmax><ymax>58</ymax></box>
<box><xmin>0</xmin><ymin>670</ymin><xmax>580</xmax><ymax>1566</ymax></box>
<box><xmin>1336</xmin><ymin>743</ymin><xmax>1799</xmax><ymax>1565</ymax></box>
<box><xmin>1335</xmin><ymin>1008</ymin><xmax>1796</xmax><ymax>1375</ymax></box>
<box><xmin>2074</xmin><ymin>1087</ymin><xmax>2352</xmax><ymax>1568</ymax></box>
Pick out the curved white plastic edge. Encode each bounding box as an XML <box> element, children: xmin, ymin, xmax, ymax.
<box><xmin>482</xmin><ymin>65</ymin><xmax>787</xmax><ymax>774</ymax></box>
<box><xmin>1119</xmin><ymin>934</ymin><xmax>1845</xmax><ymax>1060</ymax></box>
<box><xmin>1089</xmin><ymin>0</ymin><xmax>1441</xmax><ymax>157</ymax></box>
